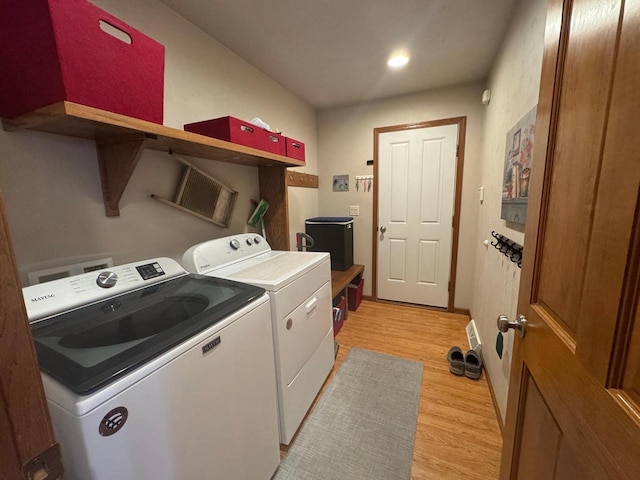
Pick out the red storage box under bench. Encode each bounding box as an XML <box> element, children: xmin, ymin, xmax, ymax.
<box><xmin>348</xmin><ymin>278</ymin><xmax>364</xmax><ymax>311</ymax></box>
<box><xmin>332</xmin><ymin>295</ymin><xmax>346</xmax><ymax>336</ymax></box>
<box><xmin>0</xmin><ymin>0</ymin><xmax>165</xmax><ymax>124</ymax></box>
<box><xmin>285</xmin><ymin>137</ymin><xmax>306</xmax><ymax>162</ymax></box>
<box><xmin>184</xmin><ymin>116</ymin><xmax>266</xmax><ymax>151</ymax></box>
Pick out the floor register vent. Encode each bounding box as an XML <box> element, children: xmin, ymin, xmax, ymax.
<box><xmin>466</xmin><ymin>319</ymin><xmax>482</xmax><ymax>354</ymax></box>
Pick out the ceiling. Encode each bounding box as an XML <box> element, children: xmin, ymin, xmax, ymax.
<box><xmin>158</xmin><ymin>0</ymin><xmax>519</xmax><ymax>109</ymax></box>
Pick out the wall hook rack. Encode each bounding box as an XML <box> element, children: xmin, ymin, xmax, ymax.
<box><xmin>490</xmin><ymin>231</ymin><xmax>523</xmax><ymax>267</ymax></box>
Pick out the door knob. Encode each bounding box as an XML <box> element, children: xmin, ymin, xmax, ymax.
<box><xmin>380</xmin><ymin>226</ymin><xmax>387</xmax><ymax>233</ymax></box>
<box><xmin>497</xmin><ymin>314</ymin><xmax>527</xmax><ymax>338</ymax></box>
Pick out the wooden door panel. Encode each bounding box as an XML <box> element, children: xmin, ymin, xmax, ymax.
<box><xmin>513</xmin><ymin>374</ymin><xmax>561</xmax><ymax>480</ymax></box>
<box><xmin>622</xmin><ymin>297</ymin><xmax>640</xmax><ymax>420</ymax></box>
<box><xmin>536</xmin><ymin>0</ymin><xmax>622</xmax><ymax>335</ymax></box>
<box><xmin>1</xmin><ymin>193</ymin><xmax>60</xmax><ymax>478</ymax></box>
<box><xmin>507</xmin><ymin>311</ymin><xmax>636</xmax><ymax>478</ymax></box>
<box><xmin>575</xmin><ymin>0</ymin><xmax>640</xmax><ymax>384</ymax></box>
<box><xmin>0</xmin><ymin>386</ymin><xmax>22</xmax><ymax>477</ymax></box>
<box><xmin>502</xmin><ymin>1</ymin><xmax>640</xmax><ymax>477</ymax></box>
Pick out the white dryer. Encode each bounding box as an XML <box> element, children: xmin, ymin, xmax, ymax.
<box><xmin>183</xmin><ymin>234</ymin><xmax>335</xmax><ymax>444</ymax></box>
<box><xmin>24</xmin><ymin>258</ymin><xmax>280</xmax><ymax>480</ymax></box>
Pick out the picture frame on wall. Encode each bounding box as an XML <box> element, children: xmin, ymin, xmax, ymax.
<box><xmin>332</xmin><ymin>174</ymin><xmax>349</xmax><ymax>192</ymax></box>
<box><xmin>501</xmin><ymin>106</ymin><xmax>537</xmax><ymax>225</ymax></box>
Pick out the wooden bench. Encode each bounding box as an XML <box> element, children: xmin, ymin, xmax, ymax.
<box><xmin>331</xmin><ymin>264</ymin><xmax>364</xmax><ymax>321</ymax></box>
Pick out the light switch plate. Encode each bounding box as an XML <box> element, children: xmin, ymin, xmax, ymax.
<box><xmin>349</xmin><ymin>205</ymin><xmax>360</xmax><ymax>216</ymax></box>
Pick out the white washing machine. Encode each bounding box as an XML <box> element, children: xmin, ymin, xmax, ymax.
<box><xmin>24</xmin><ymin>258</ymin><xmax>280</xmax><ymax>480</ymax></box>
<box><xmin>182</xmin><ymin>234</ymin><xmax>335</xmax><ymax>444</ymax></box>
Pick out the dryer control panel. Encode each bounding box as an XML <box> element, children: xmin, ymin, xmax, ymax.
<box><xmin>182</xmin><ymin>234</ymin><xmax>271</xmax><ymax>274</ymax></box>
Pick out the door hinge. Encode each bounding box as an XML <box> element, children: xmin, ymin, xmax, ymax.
<box><xmin>456</xmin><ymin>144</ymin><xmax>459</xmax><ymax>157</ymax></box>
<box><xmin>448</xmin><ymin>281</ymin><xmax>451</xmax><ymax>292</ymax></box>
<box><xmin>452</xmin><ymin>216</ymin><xmax>454</xmax><ymax>228</ymax></box>
<box><xmin>22</xmin><ymin>443</ymin><xmax>64</xmax><ymax>480</ymax></box>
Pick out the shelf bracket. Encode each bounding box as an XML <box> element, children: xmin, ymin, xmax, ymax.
<box><xmin>96</xmin><ymin>134</ymin><xmax>148</xmax><ymax>217</ymax></box>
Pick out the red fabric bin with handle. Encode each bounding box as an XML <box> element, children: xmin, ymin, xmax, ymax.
<box><xmin>184</xmin><ymin>117</ymin><xmax>267</xmax><ymax>151</ymax></box>
<box><xmin>0</xmin><ymin>0</ymin><xmax>165</xmax><ymax>123</ymax></box>
<box><xmin>262</xmin><ymin>130</ymin><xmax>286</xmax><ymax>156</ymax></box>
<box><xmin>285</xmin><ymin>137</ymin><xmax>306</xmax><ymax>162</ymax></box>
<box><xmin>348</xmin><ymin>278</ymin><xmax>364</xmax><ymax>311</ymax></box>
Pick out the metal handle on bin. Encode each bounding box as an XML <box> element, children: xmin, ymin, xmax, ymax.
<box><xmin>240</xmin><ymin>125</ymin><xmax>254</xmax><ymax>134</ymax></box>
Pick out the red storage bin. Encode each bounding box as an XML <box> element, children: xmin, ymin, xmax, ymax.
<box><xmin>333</xmin><ymin>296</ymin><xmax>346</xmax><ymax>337</ymax></box>
<box><xmin>348</xmin><ymin>278</ymin><xmax>364</xmax><ymax>311</ymax></box>
<box><xmin>0</xmin><ymin>0</ymin><xmax>165</xmax><ymax>123</ymax></box>
<box><xmin>184</xmin><ymin>117</ymin><xmax>266</xmax><ymax>151</ymax></box>
<box><xmin>263</xmin><ymin>130</ymin><xmax>286</xmax><ymax>155</ymax></box>
<box><xmin>285</xmin><ymin>137</ymin><xmax>306</xmax><ymax>162</ymax></box>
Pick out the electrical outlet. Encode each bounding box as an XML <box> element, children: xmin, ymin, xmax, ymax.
<box><xmin>349</xmin><ymin>205</ymin><xmax>360</xmax><ymax>216</ymax></box>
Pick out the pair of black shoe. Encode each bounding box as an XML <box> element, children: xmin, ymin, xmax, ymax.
<box><xmin>447</xmin><ymin>346</ymin><xmax>482</xmax><ymax>380</ymax></box>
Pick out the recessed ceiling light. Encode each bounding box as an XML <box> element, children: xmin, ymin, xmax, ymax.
<box><xmin>388</xmin><ymin>54</ymin><xmax>410</xmax><ymax>68</ymax></box>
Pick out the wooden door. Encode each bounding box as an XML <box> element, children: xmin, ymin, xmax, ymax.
<box><xmin>501</xmin><ymin>0</ymin><xmax>640</xmax><ymax>478</ymax></box>
<box><xmin>0</xmin><ymin>194</ymin><xmax>63</xmax><ymax>479</ymax></box>
<box><xmin>374</xmin><ymin>119</ymin><xmax>464</xmax><ymax>309</ymax></box>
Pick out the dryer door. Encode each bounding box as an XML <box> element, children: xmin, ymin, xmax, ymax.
<box><xmin>275</xmin><ymin>281</ymin><xmax>332</xmax><ymax>386</ymax></box>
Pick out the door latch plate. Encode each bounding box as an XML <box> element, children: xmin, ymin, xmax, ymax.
<box><xmin>22</xmin><ymin>443</ymin><xmax>64</xmax><ymax>480</ymax></box>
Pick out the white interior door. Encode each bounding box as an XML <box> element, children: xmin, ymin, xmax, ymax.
<box><xmin>377</xmin><ymin>124</ymin><xmax>458</xmax><ymax>308</ymax></box>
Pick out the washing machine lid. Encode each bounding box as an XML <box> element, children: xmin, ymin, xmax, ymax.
<box><xmin>30</xmin><ymin>274</ymin><xmax>264</xmax><ymax>395</ymax></box>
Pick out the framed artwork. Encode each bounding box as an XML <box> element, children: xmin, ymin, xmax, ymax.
<box><xmin>333</xmin><ymin>174</ymin><xmax>349</xmax><ymax>192</ymax></box>
<box><xmin>501</xmin><ymin>106</ymin><xmax>537</xmax><ymax>225</ymax></box>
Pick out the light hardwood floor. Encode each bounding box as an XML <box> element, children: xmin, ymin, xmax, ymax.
<box><xmin>282</xmin><ymin>300</ymin><xmax>502</xmax><ymax>479</ymax></box>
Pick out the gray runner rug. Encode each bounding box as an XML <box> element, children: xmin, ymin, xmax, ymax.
<box><xmin>273</xmin><ymin>347</ymin><xmax>423</xmax><ymax>480</ymax></box>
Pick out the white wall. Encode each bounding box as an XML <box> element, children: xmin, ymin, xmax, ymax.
<box><xmin>0</xmin><ymin>0</ymin><xmax>317</xmax><ymax>285</ymax></box>
<box><xmin>471</xmin><ymin>0</ymin><xmax>547</xmax><ymax>423</ymax></box>
<box><xmin>316</xmin><ymin>83</ymin><xmax>485</xmax><ymax>308</ymax></box>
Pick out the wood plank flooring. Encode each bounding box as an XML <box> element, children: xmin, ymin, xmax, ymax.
<box><xmin>281</xmin><ymin>300</ymin><xmax>502</xmax><ymax>479</ymax></box>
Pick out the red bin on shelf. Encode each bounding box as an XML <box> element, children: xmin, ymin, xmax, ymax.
<box><xmin>0</xmin><ymin>0</ymin><xmax>165</xmax><ymax>123</ymax></box>
<box><xmin>262</xmin><ymin>130</ymin><xmax>286</xmax><ymax>156</ymax></box>
<box><xmin>285</xmin><ymin>137</ymin><xmax>305</xmax><ymax>162</ymax></box>
<box><xmin>184</xmin><ymin>116</ymin><xmax>267</xmax><ymax>151</ymax></box>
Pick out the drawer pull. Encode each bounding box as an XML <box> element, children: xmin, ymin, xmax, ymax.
<box><xmin>305</xmin><ymin>297</ymin><xmax>318</xmax><ymax>314</ymax></box>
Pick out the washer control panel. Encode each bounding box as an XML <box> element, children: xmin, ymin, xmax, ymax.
<box><xmin>24</xmin><ymin>258</ymin><xmax>184</xmax><ymax>322</ymax></box>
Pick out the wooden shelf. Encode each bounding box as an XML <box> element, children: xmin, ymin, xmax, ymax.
<box><xmin>331</xmin><ymin>264</ymin><xmax>364</xmax><ymax>322</ymax></box>
<box><xmin>1</xmin><ymin>102</ymin><xmax>304</xmax><ymax>218</ymax></box>
<box><xmin>331</xmin><ymin>264</ymin><xmax>364</xmax><ymax>298</ymax></box>
<box><xmin>2</xmin><ymin>102</ymin><xmax>305</xmax><ymax>168</ymax></box>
